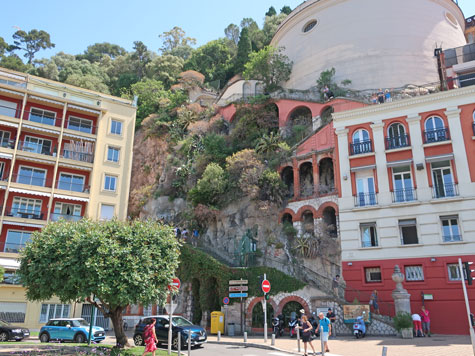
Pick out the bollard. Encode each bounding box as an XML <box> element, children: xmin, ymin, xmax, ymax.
<box><xmin>188</xmin><ymin>332</ymin><xmax>191</xmax><ymax>356</ymax></box>
<box><xmin>244</xmin><ymin>331</ymin><xmax>248</xmax><ymax>342</ymax></box>
<box><xmin>271</xmin><ymin>334</ymin><xmax>275</xmax><ymax>346</ymax></box>
<box><xmin>382</xmin><ymin>346</ymin><xmax>388</xmax><ymax>356</ymax></box>
<box><xmin>218</xmin><ymin>330</ymin><xmax>221</xmax><ymax>342</ymax></box>
<box><xmin>177</xmin><ymin>332</ymin><xmax>181</xmax><ymax>356</ymax></box>
<box><xmin>320</xmin><ymin>326</ymin><xmax>325</xmax><ymax>356</ymax></box>
<box><xmin>297</xmin><ymin>326</ymin><xmax>301</xmax><ymax>353</ymax></box>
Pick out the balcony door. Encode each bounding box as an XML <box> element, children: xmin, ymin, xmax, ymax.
<box><xmin>387</xmin><ymin>123</ymin><xmax>407</xmax><ymax>149</ymax></box>
<box><xmin>53</xmin><ymin>202</ymin><xmax>82</xmax><ymax>221</ymax></box>
<box><xmin>58</xmin><ymin>173</ymin><xmax>85</xmax><ymax>192</ymax></box>
<box><xmin>356</xmin><ymin>174</ymin><xmax>376</xmax><ymax>206</ymax></box>
<box><xmin>431</xmin><ymin>161</ymin><xmax>455</xmax><ymax>198</ymax></box>
<box><xmin>392</xmin><ymin>166</ymin><xmax>413</xmax><ymax>202</ymax></box>
<box><xmin>0</xmin><ymin>99</ymin><xmax>17</xmax><ymax>118</ymax></box>
<box><xmin>17</xmin><ymin>166</ymin><xmax>47</xmax><ymax>186</ymax></box>
<box><xmin>24</xmin><ymin>136</ymin><xmax>52</xmax><ymax>155</ymax></box>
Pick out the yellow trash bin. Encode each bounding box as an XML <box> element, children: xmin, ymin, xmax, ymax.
<box><xmin>210</xmin><ymin>311</ymin><xmax>225</xmax><ymax>334</ymax></box>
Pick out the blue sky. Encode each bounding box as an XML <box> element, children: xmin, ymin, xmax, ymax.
<box><xmin>1</xmin><ymin>0</ymin><xmax>474</xmax><ymax>60</ymax></box>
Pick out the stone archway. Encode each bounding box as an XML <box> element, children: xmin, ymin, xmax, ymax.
<box><xmin>318</xmin><ymin>157</ymin><xmax>334</xmax><ymax>193</ymax></box>
<box><xmin>299</xmin><ymin>162</ymin><xmax>314</xmax><ymax>197</ymax></box>
<box><xmin>246</xmin><ymin>297</ymin><xmax>278</xmax><ymax>327</ymax></box>
<box><xmin>277</xmin><ymin>295</ymin><xmax>311</xmax><ymax>316</ymax></box>
<box><xmin>322</xmin><ymin>206</ymin><xmax>338</xmax><ymax>238</ymax></box>
<box><xmin>280</xmin><ymin>166</ymin><xmax>294</xmax><ymax>198</ymax></box>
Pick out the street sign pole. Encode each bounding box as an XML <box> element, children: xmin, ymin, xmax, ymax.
<box><xmin>263</xmin><ymin>273</ymin><xmax>267</xmax><ymax>343</ymax></box>
<box><xmin>240</xmin><ymin>278</ymin><xmax>243</xmax><ymax>335</ymax></box>
<box><xmin>168</xmin><ymin>295</ymin><xmax>173</xmax><ymax>356</ymax></box>
<box><xmin>458</xmin><ymin>258</ymin><xmax>475</xmax><ymax>355</ymax></box>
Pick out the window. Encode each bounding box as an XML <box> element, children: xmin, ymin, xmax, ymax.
<box><xmin>405</xmin><ymin>266</ymin><xmax>424</xmax><ymax>281</ymax></box>
<box><xmin>17</xmin><ymin>166</ymin><xmax>47</xmax><ymax>186</ymax></box>
<box><xmin>104</xmin><ymin>175</ymin><xmax>117</xmax><ymax>191</ymax></box>
<box><xmin>441</xmin><ymin>216</ymin><xmax>461</xmax><ymax>242</ymax></box>
<box><xmin>386</xmin><ymin>123</ymin><xmax>408</xmax><ymax>149</ymax></box>
<box><xmin>39</xmin><ymin>304</ymin><xmax>70</xmax><ymax>323</ymax></box>
<box><xmin>0</xmin><ymin>302</ymin><xmax>26</xmax><ymax>323</ymax></box>
<box><xmin>110</xmin><ymin>120</ymin><xmax>122</xmax><ymax>135</ymax></box>
<box><xmin>4</xmin><ymin>230</ymin><xmax>32</xmax><ymax>253</ymax></box>
<box><xmin>303</xmin><ymin>20</ymin><xmax>317</xmax><ymax>33</ymax></box>
<box><xmin>58</xmin><ymin>173</ymin><xmax>85</xmax><ymax>192</ymax></box>
<box><xmin>0</xmin><ymin>99</ymin><xmax>17</xmax><ymax>118</ymax></box>
<box><xmin>52</xmin><ymin>202</ymin><xmax>82</xmax><ymax>222</ymax></box>
<box><xmin>392</xmin><ymin>166</ymin><xmax>414</xmax><ymax>202</ymax></box>
<box><xmin>351</xmin><ymin>129</ymin><xmax>372</xmax><ymax>155</ymax></box>
<box><xmin>399</xmin><ymin>219</ymin><xmax>418</xmax><ymax>245</ymax></box>
<box><xmin>3</xmin><ymin>270</ymin><xmax>21</xmax><ymax>285</ymax></box>
<box><xmin>424</xmin><ymin>116</ymin><xmax>447</xmax><ymax>143</ymax></box>
<box><xmin>355</xmin><ymin>171</ymin><xmax>376</xmax><ymax>207</ymax></box>
<box><xmin>360</xmin><ymin>223</ymin><xmax>378</xmax><ymax>247</ymax></box>
<box><xmin>0</xmin><ymin>130</ymin><xmax>11</xmax><ymax>148</ymax></box>
<box><xmin>67</xmin><ymin>116</ymin><xmax>93</xmax><ymax>134</ymax></box>
<box><xmin>100</xmin><ymin>204</ymin><xmax>115</xmax><ymax>220</ymax></box>
<box><xmin>11</xmin><ymin>197</ymin><xmax>42</xmax><ymax>218</ymax></box>
<box><xmin>0</xmin><ymin>162</ymin><xmax>4</xmax><ymax>180</ymax></box>
<box><xmin>29</xmin><ymin>107</ymin><xmax>56</xmax><ymax>126</ymax></box>
<box><xmin>107</xmin><ymin>147</ymin><xmax>120</xmax><ymax>163</ymax></box>
<box><xmin>448</xmin><ymin>263</ymin><xmax>465</xmax><ymax>281</ymax></box>
<box><xmin>365</xmin><ymin>267</ymin><xmax>382</xmax><ymax>283</ymax></box>
<box><xmin>23</xmin><ymin>136</ymin><xmax>52</xmax><ymax>155</ymax></box>
<box><xmin>431</xmin><ymin>160</ymin><xmax>456</xmax><ymax>198</ymax></box>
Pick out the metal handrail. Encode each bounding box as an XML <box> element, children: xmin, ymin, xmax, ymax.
<box><xmin>56</xmin><ymin>179</ymin><xmax>89</xmax><ymax>193</ymax></box>
<box><xmin>50</xmin><ymin>213</ymin><xmax>83</xmax><ymax>222</ymax></box>
<box><xmin>62</xmin><ymin>149</ymin><xmax>94</xmax><ymax>163</ymax></box>
<box><xmin>354</xmin><ymin>192</ymin><xmax>378</xmax><ymax>207</ymax></box>
<box><xmin>13</xmin><ymin>173</ymin><xmax>52</xmax><ymax>188</ymax></box>
<box><xmin>350</xmin><ymin>140</ymin><xmax>372</xmax><ymax>155</ymax></box>
<box><xmin>432</xmin><ymin>182</ymin><xmax>459</xmax><ymax>198</ymax></box>
<box><xmin>391</xmin><ymin>188</ymin><xmax>417</xmax><ymax>203</ymax></box>
<box><xmin>17</xmin><ymin>140</ymin><xmax>55</xmax><ymax>156</ymax></box>
<box><xmin>5</xmin><ymin>207</ymin><xmax>44</xmax><ymax>220</ymax></box>
<box><xmin>423</xmin><ymin>127</ymin><xmax>450</xmax><ymax>143</ymax></box>
<box><xmin>385</xmin><ymin>134</ymin><xmax>410</xmax><ymax>150</ymax></box>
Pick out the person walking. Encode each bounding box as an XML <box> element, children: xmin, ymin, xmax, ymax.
<box><xmin>421</xmin><ymin>306</ymin><xmax>431</xmax><ymax>337</ymax></box>
<box><xmin>142</xmin><ymin>318</ymin><xmax>158</xmax><ymax>356</ymax></box>
<box><xmin>318</xmin><ymin>312</ymin><xmax>332</xmax><ymax>353</ymax></box>
<box><xmin>299</xmin><ymin>314</ymin><xmax>316</xmax><ymax>356</ymax></box>
<box><xmin>326</xmin><ymin>308</ymin><xmax>337</xmax><ymax>338</ymax></box>
<box><xmin>370</xmin><ymin>290</ymin><xmax>380</xmax><ymax>314</ymax></box>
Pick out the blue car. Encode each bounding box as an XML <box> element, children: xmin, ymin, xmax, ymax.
<box><xmin>39</xmin><ymin>318</ymin><xmax>105</xmax><ymax>343</ymax></box>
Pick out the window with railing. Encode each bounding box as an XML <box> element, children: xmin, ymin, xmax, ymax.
<box><xmin>392</xmin><ymin>166</ymin><xmax>416</xmax><ymax>202</ymax></box>
<box><xmin>405</xmin><ymin>266</ymin><xmax>424</xmax><ymax>281</ymax></box>
<box><xmin>386</xmin><ymin>123</ymin><xmax>410</xmax><ymax>149</ymax></box>
<box><xmin>424</xmin><ymin>116</ymin><xmax>449</xmax><ymax>143</ymax></box>
<box><xmin>351</xmin><ymin>129</ymin><xmax>372</xmax><ymax>155</ymax></box>
<box><xmin>447</xmin><ymin>263</ymin><xmax>465</xmax><ymax>281</ymax></box>
<box><xmin>29</xmin><ymin>107</ymin><xmax>57</xmax><ymax>126</ymax></box>
<box><xmin>355</xmin><ymin>174</ymin><xmax>377</xmax><ymax>207</ymax></box>
<box><xmin>16</xmin><ymin>166</ymin><xmax>48</xmax><ymax>187</ymax></box>
<box><xmin>67</xmin><ymin>116</ymin><xmax>93</xmax><ymax>134</ymax></box>
<box><xmin>0</xmin><ymin>130</ymin><xmax>13</xmax><ymax>149</ymax></box>
<box><xmin>57</xmin><ymin>173</ymin><xmax>85</xmax><ymax>192</ymax></box>
<box><xmin>19</xmin><ymin>136</ymin><xmax>53</xmax><ymax>155</ymax></box>
<box><xmin>441</xmin><ymin>215</ymin><xmax>462</xmax><ymax>242</ymax></box>
<box><xmin>365</xmin><ymin>267</ymin><xmax>382</xmax><ymax>282</ymax></box>
<box><xmin>8</xmin><ymin>197</ymin><xmax>43</xmax><ymax>220</ymax></box>
<box><xmin>2</xmin><ymin>270</ymin><xmax>21</xmax><ymax>285</ymax></box>
<box><xmin>0</xmin><ymin>99</ymin><xmax>18</xmax><ymax>118</ymax></box>
<box><xmin>431</xmin><ymin>161</ymin><xmax>458</xmax><ymax>198</ymax></box>
<box><xmin>51</xmin><ymin>202</ymin><xmax>82</xmax><ymax>222</ymax></box>
<box><xmin>4</xmin><ymin>230</ymin><xmax>32</xmax><ymax>253</ymax></box>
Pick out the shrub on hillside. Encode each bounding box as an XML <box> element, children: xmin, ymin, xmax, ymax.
<box><xmin>188</xmin><ymin>163</ymin><xmax>228</xmax><ymax>207</ymax></box>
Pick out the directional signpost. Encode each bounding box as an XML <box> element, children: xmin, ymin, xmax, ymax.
<box><xmin>229</xmin><ymin>279</ymin><xmax>248</xmax><ymax>334</ymax></box>
<box><xmin>229</xmin><ymin>285</ymin><xmax>249</xmax><ymax>292</ymax></box>
<box><xmin>262</xmin><ymin>275</ymin><xmax>271</xmax><ymax>343</ymax></box>
<box><xmin>167</xmin><ymin>278</ymin><xmax>181</xmax><ymax>355</ymax></box>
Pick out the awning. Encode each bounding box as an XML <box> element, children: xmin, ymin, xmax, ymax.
<box><xmin>0</xmin><ymin>153</ymin><xmax>13</xmax><ymax>159</ymax></box>
<box><xmin>387</xmin><ymin>159</ymin><xmax>413</xmax><ymax>168</ymax></box>
<box><xmin>0</xmin><ymin>88</ymin><xmax>24</xmax><ymax>97</ymax></box>
<box><xmin>53</xmin><ymin>193</ymin><xmax>89</xmax><ymax>202</ymax></box>
<box><xmin>0</xmin><ymin>120</ymin><xmax>19</xmax><ymax>128</ymax></box>
<box><xmin>29</xmin><ymin>95</ymin><xmax>63</xmax><ymax>106</ymax></box>
<box><xmin>69</xmin><ymin>104</ymin><xmax>100</xmax><ymax>115</ymax></box>
<box><xmin>58</xmin><ymin>162</ymin><xmax>92</xmax><ymax>171</ymax></box>
<box><xmin>62</xmin><ymin>132</ymin><xmax>96</xmax><ymax>142</ymax></box>
<box><xmin>0</xmin><ymin>257</ymin><xmax>20</xmax><ymax>269</ymax></box>
<box><xmin>22</xmin><ymin>123</ymin><xmax>60</xmax><ymax>135</ymax></box>
<box><xmin>16</xmin><ymin>155</ymin><xmax>55</xmax><ymax>165</ymax></box>
<box><xmin>9</xmin><ymin>187</ymin><xmax>51</xmax><ymax>197</ymax></box>
<box><xmin>350</xmin><ymin>164</ymin><xmax>376</xmax><ymax>172</ymax></box>
<box><xmin>2</xmin><ymin>221</ymin><xmax>44</xmax><ymax>228</ymax></box>
<box><xmin>425</xmin><ymin>154</ymin><xmax>454</xmax><ymax>163</ymax></box>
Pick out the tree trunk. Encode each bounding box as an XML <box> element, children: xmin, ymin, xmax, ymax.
<box><xmin>110</xmin><ymin>307</ymin><xmax>130</xmax><ymax>348</ymax></box>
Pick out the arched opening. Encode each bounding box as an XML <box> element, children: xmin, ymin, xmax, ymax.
<box><xmin>319</xmin><ymin>158</ymin><xmax>334</xmax><ymax>193</ymax></box>
<box><xmin>302</xmin><ymin>210</ymin><xmax>314</xmax><ymax>234</ymax></box>
<box><xmin>243</xmin><ymin>82</ymin><xmax>252</xmax><ymax>98</ymax></box>
<box><xmin>281</xmin><ymin>213</ymin><xmax>293</xmax><ymax>224</ymax></box>
<box><xmin>387</xmin><ymin>122</ymin><xmax>408</xmax><ymax>149</ymax></box>
<box><xmin>285</xmin><ymin>106</ymin><xmax>312</xmax><ymax>141</ymax></box>
<box><xmin>281</xmin><ymin>301</ymin><xmax>304</xmax><ymax>329</ymax></box>
<box><xmin>255</xmin><ymin>83</ymin><xmax>264</xmax><ymax>95</ymax></box>
<box><xmin>191</xmin><ymin>278</ymin><xmax>202</xmax><ymax>325</ymax></box>
<box><xmin>299</xmin><ymin>162</ymin><xmax>314</xmax><ymax>197</ymax></box>
<box><xmin>424</xmin><ymin>116</ymin><xmax>447</xmax><ymax>142</ymax></box>
<box><xmin>322</xmin><ymin>207</ymin><xmax>338</xmax><ymax>238</ymax></box>
<box><xmin>321</xmin><ymin>106</ymin><xmax>334</xmax><ymax>125</ymax></box>
<box><xmin>281</xmin><ymin>166</ymin><xmax>294</xmax><ymax>198</ymax></box>
<box><xmin>204</xmin><ymin>277</ymin><xmax>220</xmax><ymax>322</ymax></box>
<box><xmin>263</xmin><ymin>103</ymin><xmax>279</xmax><ymax>130</ymax></box>
<box><xmin>251</xmin><ymin>302</ymin><xmax>274</xmax><ymax>328</ymax></box>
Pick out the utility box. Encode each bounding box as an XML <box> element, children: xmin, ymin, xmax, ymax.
<box><xmin>210</xmin><ymin>311</ymin><xmax>225</xmax><ymax>334</ymax></box>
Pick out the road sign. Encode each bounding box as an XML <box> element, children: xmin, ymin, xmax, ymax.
<box><xmin>167</xmin><ymin>277</ymin><xmax>181</xmax><ymax>291</ymax></box>
<box><xmin>262</xmin><ymin>279</ymin><xmax>271</xmax><ymax>294</ymax></box>
<box><xmin>229</xmin><ymin>280</ymin><xmax>248</xmax><ymax>285</ymax></box>
<box><xmin>223</xmin><ymin>297</ymin><xmax>230</xmax><ymax>305</ymax></box>
<box><xmin>230</xmin><ymin>292</ymin><xmax>248</xmax><ymax>298</ymax></box>
<box><xmin>229</xmin><ymin>286</ymin><xmax>248</xmax><ymax>292</ymax></box>
<box><xmin>164</xmin><ymin>303</ymin><xmax>177</xmax><ymax>314</ymax></box>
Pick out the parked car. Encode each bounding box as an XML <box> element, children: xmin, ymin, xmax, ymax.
<box><xmin>0</xmin><ymin>320</ymin><xmax>29</xmax><ymax>342</ymax></box>
<box><xmin>39</xmin><ymin>318</ymin><xmax>105</xmax><ymax>343</ymax></box>
<box><xmin>133</xmin><ymin>315</ymin><xmax>207</xmax><ymax>349</ymax></box>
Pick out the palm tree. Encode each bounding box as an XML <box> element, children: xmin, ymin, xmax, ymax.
<box><xmin>255</xmin><ymin>131</ymin><xmax>280</xmax><ymax>155</ymax></box>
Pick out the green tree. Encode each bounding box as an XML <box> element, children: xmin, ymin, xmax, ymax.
<box><xmin>280</xmin><ymin>6</ymin><xmax>292</xmax><ymax>15</ymax></box>
<box><xmin>188</xmin><ymin>163</ymin><xmax>228</xmax><ymax>207</ymax></box>
<box><xmin>266</xmin><ymin>6</ymin><xmax>277</xmax><ymax>17</ymax></box>
<box><xmin>127</xmin><ymin>79</ymin><xmax>168</xmax><ymax>125</ymax></box>
<box><xmin>18</xmin><ymin>219</ymin><xmax>180</xmax><ymax>347</ymax></box>
<box><xmin>255</xmin><ymin>131</ymin><xmax>280</xmax><ymax>155</ymax></box>
<box><xmin>159</xmin><ymin>27</ymin><xmax>196</xmax><ymax>59</ymax></box>
<box><xmin>243</xmin><ymin>46</ymin><xmax>293</xmax><ymax>92</ymax></box>
<box><xmin>0</xmin><ymin>36</ymin><xmax>10</xmax><ymax>57</ymax></box>
<box><xmin>131</xmin><ymin>41</ymin><xmax>152</xmax><ymax>79</ymax></box>
<box><xmin>224</xmin><ymin>24</ymin><xmax>240</xmax><ymax>46</ymax></box>
<box><xmin>234</xmin><ymin>27</ymin><xmax>252</xmax><ymax>74</ymax></box>
<box><xmin>263</xmin><ymin>13</ymin><xmax>288</xmax><ymax>44</ymax></box>
<box><xmin>146</xmin><ymin>54</ymin><xmax>184</xmax><ymax>88</ymax></box>
<box><xmin>0</xmin><ymin>54</ymin><xmax>30</xmax><ymax>72</ymax></box>
<box><xmin>12</xmin><ymin>29</ymin><xmax>55</xmax><ymax>64</ymax></box>
<box><xmin>240</xmin><ymin>18</ymin><xmax>265</xmax><ymax>51</ymax></box>
<box><xmin>78</xmin><ymin>42</ymin><xmax>126</xmax><ymax>62</ymax></box>
<box><xmin>184</xmin><ymin>39</ymin><xmax>234</xmax><ymax>86</ymax></box>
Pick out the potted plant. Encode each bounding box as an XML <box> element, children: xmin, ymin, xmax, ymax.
<box><xmin>393</xmin><ymin>312</ymin><xmax>413</xmax><ymax>339</ymax></box>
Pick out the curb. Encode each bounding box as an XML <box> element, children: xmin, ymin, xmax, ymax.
<box><xmin>207</xmin><ymin>340</ymin><xmax>338</xmax><ymax>355</ymax></box>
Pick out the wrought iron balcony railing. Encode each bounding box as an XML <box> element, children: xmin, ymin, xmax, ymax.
<box><xmin>424</xmin><ymin>128</ymin><xmax>450</xmax><ymax>143</ymax></box>
<box><xmin>350</xmin><ymin>140</ymin><xmax>373</xmax><ymax>155</ymax></box>
<box><xmin>385</xmin><ymin>134</ymin><xmax>410</xmax><ymax>150</ymax></box>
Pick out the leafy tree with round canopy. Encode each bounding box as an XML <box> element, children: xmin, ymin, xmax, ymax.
<box><xmin>78</xmin><ymin>42</ymin><xmax>126</xmax><ymax>63</ymax></box>
<box><xmin>18</xmin><ymin>219</ymin><xmax>180</xmax><ymax>348</ymax></box>
<box><xmin>224</xmin><ymin>24</ymin><xmax>240</xmax><ymax>46</ymax></box>
<box><xmin>12</xmin><ymin>29</ymin><xmax>55</xmax><ymax>64</ymax></box>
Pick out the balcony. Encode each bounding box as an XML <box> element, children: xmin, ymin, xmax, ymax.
<box><xmin>27</xmin><ymin>110</ymin><xmax>62</xmax><ymax>127</ymax></box>
<box><xmin>5</xmin><ymin>208</ymin><xmax>45</xmax><ymax>220</ymax></box>
<box><xmin>433</xmin><ymin>183</ymin><xmax>459</xmax><ymax>199</ymax></box>
<box><xmin>392</xmin><ymin>188</ymin><xmax>417</xmax><ymax>203</ymax></box>
<box><xmin>3</xmin><ymin>242</ymin><xmax>25</xmax><ymax>254</ymax></box>
<box><xmin>18</xmin><ymin>141</ymin><xmax>55</xmax><ymax>156</ymax></box>
<box><xmin>62</xmin><ymin>149</ymin><xmax>94</xmax><ymax>163</ymax></box>
<box><xmin>50</xmin><ymin>213</ymin><xmax>83</xmax><ymax>222</ymax></box>
<box><xmin>56</xmin><ymin>180</ymin><xmax>89</xmax><ymax>193</ymax></box>
<box><xmin>385</xmin><ymin>134</ymin><xmax>410</xmax><ymax>150</ymax></box>
<box><xmin>13</xmin><ymin>174</ymin><xmax>52</xmax><ymax>188</ymax></box>
<box><xmin>0</xmin><ymin>139</ymin><xmax>15</xmax><ymax>149</ymax></box>
<box><xmin>354</xmin><ymin>192</ymin><xmax>378</xmax><ymax>207</ymax></box>
<box><xmin>350</xmin><ymin>140</ymin><xmax>372</xmax><ymax>155</ymax></box>
<box><xmin>423</xmin><ymin>128</ymin><xmax>450</xmax><ymax>144</ymax></box>
<box><xmin>443</xmin><ymin>234</ymin><xmax>462</xmax><ymax>243</ymax></box>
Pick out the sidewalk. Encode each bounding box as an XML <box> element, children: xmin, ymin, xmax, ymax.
<box><xmin>207</xmin><ymin>334</ymin><xmax>474</xmax><ymax>356</ymax></box>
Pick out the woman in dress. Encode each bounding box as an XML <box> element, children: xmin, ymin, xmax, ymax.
<box><xmin>299</xmin><ymin>314</ymin><xmax>316</xmax><ymax>356</ymax></box>
<box><xmin>370</xmin><ymin>290</ymin><xmax>380</xmax><ymax>314</ymax></box>
<box><xmin>142</xmin><ymin>318</ymin><xmax>158</xmax><ymax>356</ymax></box>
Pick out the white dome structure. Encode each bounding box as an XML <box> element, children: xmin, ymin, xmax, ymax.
<box><xmin>271</xmin><ymin>0</ymin><xmax>467</xmax><ymax>90</ymax></box>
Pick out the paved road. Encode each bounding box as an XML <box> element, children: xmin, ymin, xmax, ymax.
<box><xmin>189</xmin><ymin>344</ymin><xmax>295</xmax><ymax>356</ymax></box>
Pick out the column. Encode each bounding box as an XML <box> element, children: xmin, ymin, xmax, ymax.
<box><xmin>370</xmin><ymin>121</ymin><xmax>391</xmax><ymax>205</ymax></box>
<box><xmin>312</xmin><ymin>154</ymin><xmax>319</xmax><ymax>195</ymax></box>
<box><xmin>335</xmin><ymin>128</ymin><xmax>352</xmax><ymax>209</ymax></box>
<box><xmin>292</xmin><ymin>158</ymin><xmax>300</xmax><ymax>199</ymax></box>
<box><xmin>406</xmin><ymin>114</ymin><xmax>431</xmax><ymax>201</ymax></box>
<box><xmin>445</xmin><ymin>107</ymin><xmax>471</xmax><ymax>196</ymax></box>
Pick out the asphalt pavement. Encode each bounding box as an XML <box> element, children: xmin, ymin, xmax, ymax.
<box><xmin>188</xmin><ymin>344</ymin><xmax>296</xmax><ymax>356</ymax></box>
